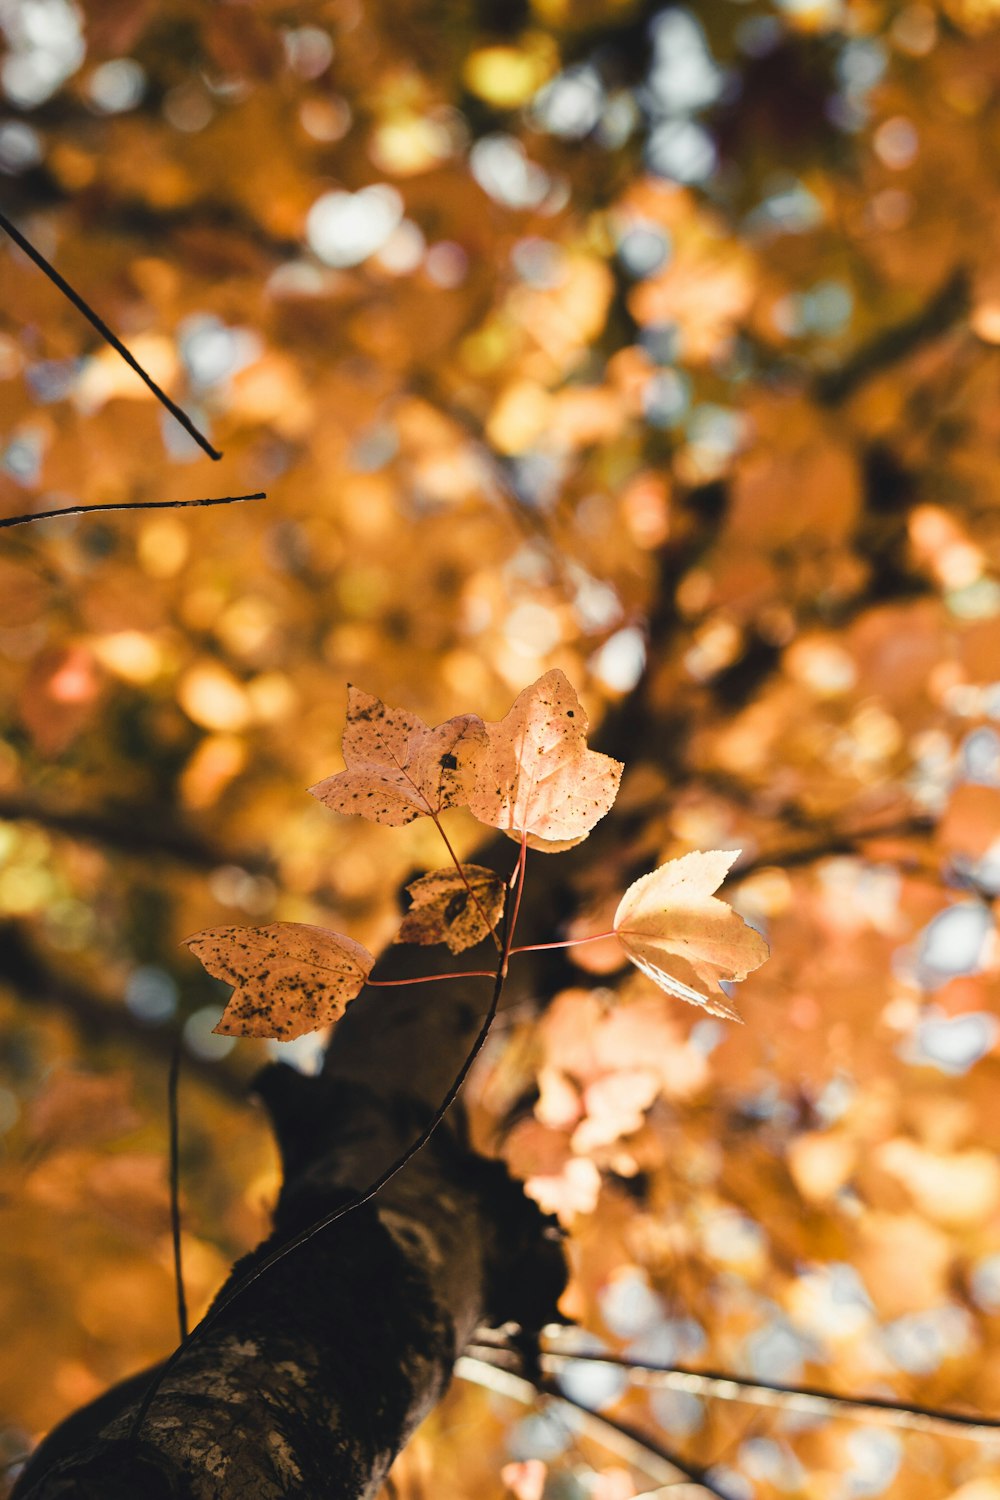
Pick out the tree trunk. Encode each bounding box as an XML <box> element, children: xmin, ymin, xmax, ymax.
<box><xmin>13</xmin><ymin>947</ymin><xmax>567</xmax><ymax>1499</ymax></box>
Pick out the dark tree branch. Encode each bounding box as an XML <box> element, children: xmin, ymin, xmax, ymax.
<box><xmin>815</xmin><ymin>269</ymin><xmax>969</xmax><ymax>406</ymax></box>
<box><xmin>0</xmin><ymin>207</ymin><xmax>222</xmax><ymax>461</ymax></box>
<box><xmin>0</xmin><ymin>493</ymin><xmax>266</xmax><ymax>532</ymax></box>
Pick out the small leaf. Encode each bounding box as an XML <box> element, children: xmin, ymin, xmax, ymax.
<box><xmin>309</xmin><ymin>686</ymin><xmax>486</xmax><ymax>826</ymax></box>
<box><xmin>466</xmin><ymin>669</ymin><xmax>623</xmax><ymax>848</ymax></box>
<box><xmin>185</xmin><ymin>922</ymin><xmax>374</xmax><ymax>1041</ymax></box>
<box><xmin>613</xmin><ymin>849</ymin><xmax>769</xmax><ymax>1021</ymax></box>
<box><xmin>397</xmin><ymin>865</ymin><xmax>505</xmax><ymax>953</ymax></box>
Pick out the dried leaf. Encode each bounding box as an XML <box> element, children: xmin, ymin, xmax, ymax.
<box><xmin>309</xmin><ymin>686</ymin><xmax>486</xmax><ymax>826</ymax></box>
<box><xmin>613</xmin><ymin>850</ymin><xmax>769</xmax><ymax>1021</ymax></box>
<box><xmin>396</xmin><ymin>864</ymin><xmax>505</xmax><ymax>953</ymax></box>
<box><xmin>466</xmin><ymin>669</ymin><xmax>623</xmax><ymax>848</ymax></box>
<box><xmin>185</xmin><ymin>922</ymin><xmax>374</xmax><ymax>1040</ymax></box>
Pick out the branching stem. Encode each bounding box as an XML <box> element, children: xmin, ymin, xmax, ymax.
<box><xmin>129</xmin><ymin>848</ymin><xmax>532</xmax><ymax>1442</ymax></box>
<box><xmin>430</xmin><ymin>814</ymin><xmax>503</xmax><ymax>952</ymax></box>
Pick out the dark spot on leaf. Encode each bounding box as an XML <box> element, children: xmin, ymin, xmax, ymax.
<box><xmin>440</xmin><ymin>752</ymin><xmax>458</xmax><ymax>770</ymax></box>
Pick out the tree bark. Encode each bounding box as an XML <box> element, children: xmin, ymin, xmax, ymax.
<box><xmin>13</xmin><ymin>954</ymin><xmax>567</xmax><ymax>1499</ymax></box>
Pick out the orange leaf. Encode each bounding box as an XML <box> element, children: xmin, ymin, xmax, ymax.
<box><xmin>396</xmin><ymin>865</ymin><xmax>505</xmax><ymax>953</ymax></box>
<box><xmin>613</xmin><ymin>850</ymin><xmax>769</xmax><ymax>1021</ymax></box>
<box><xmin>466</xmin><ymin>669</ymin><xmax>623</xmax><ymax>848</ymax></box>
<box><xmin>309</xmin><ymin>686</ymin><xmax>486</xmax><ymax>826</ymax></box>
<box><xmin>185</xmin><ymin>922</ymin><xmax>374</xmax><ymax>1040</ymax></box>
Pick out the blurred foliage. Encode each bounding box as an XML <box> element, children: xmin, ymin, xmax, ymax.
<box><xmin>3</xmin><ymin>0</ymin><xmax>1000</xmax><ymax>1495</ymax></box>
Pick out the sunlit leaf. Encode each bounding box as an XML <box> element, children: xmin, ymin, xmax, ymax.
<box><xmin>466</xmin><ymin>670</ymin><xmax>623</xmax><ymax>848</ymax></box>
<box><xmin>613</xmin><ymin>850</ymin><xmax>769</xmax><ymax>1021</ymax></box>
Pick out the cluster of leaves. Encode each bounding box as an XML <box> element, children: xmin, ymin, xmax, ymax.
<box><xmin>187</xmin><ymin>669</ymin><xmax>767</xmax><ymax>1041</ymax></box>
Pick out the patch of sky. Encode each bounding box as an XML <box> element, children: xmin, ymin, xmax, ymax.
<box><xmin>25</xmin><ymin>357</ymin><xmax>83</xmax><ymax>403</ymax></box>
<box><xmin>616</xmin><ymin>221</ymin><xmax>671</xmax><ymax>279</ymax></box>
<box><xmin>912</xmin><ymin>901</ymin><xmax>994</xmax><ymax>988</ymax></box>
<box><xmin>160</xmin><ymin>406</ymin><xmax>208</xmax><ymax>462</ymax></box>
<box><xmin>348</xmin><ymin>421</ymin><xmax>398</xmax><ymax>473</ymax></box>
<box><xmin>531</xmin><ymin>63</ymin><xmax>604</xmax><ymax>139</ymax></box>
<box><xmin>511</xmin><ymin>236</ymin><xmax>566</xmax><ymax>289</ymax></box>
<box><xmin>306</xmin><ymin>184</ymin><xmax>404</xmax><ymax>267</ymax></box>
<box><xmin>646</xmin><ymin>117</ymin><xmax>717</xmax><ymax>184</ymax></box>
<box><xmin>899</xmin><ymin>1007</ymin><xmax>998</xmax><ymax>1075</ymax></box>
<box><xmin>650</xmin><ymin>1387</ymin><xmax>704</xmax><ymax>1436</ymax></box>
<box><xmin>638</xmin><ymin>322</ymin><xmax>680</xmax><ymax>364</ymax></box>
<box><xmin>881</xmin><ymin>1305</ymin><xmax>973</xmax><ymax>1375</ymax></box>
<box><xmin>590</xmin><ymin>627</ymin><xmax>646</xmax><ymax>693</ymax></box>
<box><xmin>642</xmin><ymin>367</ymin><xmax>690</xmax><ymax>428</ymax></box>
<box><xmin>265</xmin><ymin>1032</ymin><xmax>327</xmax><ymax>1074</ymax></box>
<box><xmin>507</xmin><ymin>1405</ymin><xmax>580</xmax><ymax>1462</ymax></box>
<box><xmin>970</xmin><ymin>1253</ymin><xmax>1000</xmax><ymax>1313</ymax></box>
<box><xmin>509</xmin><ymin>451</ymin><xmax>565</xmax><ymax>509</ymax></box>
<box><xmin>0</xmin><ymin>0</ymin><xmax>84</xmax><ymax>109</ymax></box>
<box><xmin>178</xmin><ymin>314</ymin><xmax>262</xmax><ymax>391</ymax></box>
<box><xmin>740</xmin><ymin>1437</ymin><xmax>805</xmax><ymax>1492</ymax></box>
<box><xmin>744</xmin><ymin>1320</ymin><xmax>816</xmax><ymax>1381</ymax></box>
<box><xmin>125</xmin><ymin>965</ymin><xmax>178</xmax><ymax>1025</ymax></box>
<box><xmin>183</xmin><ymin>1005</ymin><xmax>236</xmax><ymax>1062</ymax></box>
<box><xmin>959</xmin><ymin>725</ymin><xmax>1000</xmax><ymax>785</ymax></box>
<box><xmin>1</xmin><ymin>427</ymin><xmax>45</xmax><ymax>485</ymax></box>
<box><xmin>599</xmin><ymin>1271</ymin><xmax>665</xmax><ymax>1338</ymax></box>
<box><xmin>87</xmin><ymin>58</ymin><xmax>145</xmax><ymax>113</ymax></box>
<box><xmin>844</xmin><ymin>1430</ymin><xmax>902</xmax><ymax>1497</ymax></box>
<box><xmin>470</xmin><ymin>134</ymin><xmax>550</xmax><ymax>210</ymax></box>
<box><xmin>745</xmin><ymin>178</ymin><xmax>824</xmax><ymax>238</ymax></box>
<box><xmin>705</xmin><ymin>1465</ymin><xmax>753</xmax><ymax>1500</ymax></box>
<box><xmin>0</xmin><ymin>119</ymin><xmax>43</xmax><ymax>173</ymax></box>
<box><xmin>646</xmin><ymin>10</ymin><xmax>725</xmax><ymax>117</ymax></box>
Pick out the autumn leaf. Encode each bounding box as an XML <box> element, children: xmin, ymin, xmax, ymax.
<box><xmin>466</xmin><ymin>669</ymin><xmax>623</xmax><ymax>849</ymax></box>
<box><xmin>396</xmin><ymin>865</ymin><xmax>505</xmax><ymax>953</ymax></box>
<box><xmin>185</xmin><ymin>922</ymin><xmax>375</xmax><ymax>1040</ymax></box>
<box><xmin>309</xmin><ymin>686</ymin><xmax>486</xmax><ymax>826</ymax></box>
<box><xmin>613</xmin><ymin>850</ymin><xmax>769</xmax><ymax>1021</ymax></box>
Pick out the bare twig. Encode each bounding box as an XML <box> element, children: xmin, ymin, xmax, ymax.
<box><xmin>0</xmin><ymin>206</ymin><xmax>222</xmax><ymax>460</ymax></box>
<box><xmin>536</xmin><ymin>1347</ymin><xmax>1000</xmax><ymax>1444</ymax></box>
<box><xmin>0</xmin><ymin>492</ymin><xmax>266</xmax><ymax>531</ymax></box>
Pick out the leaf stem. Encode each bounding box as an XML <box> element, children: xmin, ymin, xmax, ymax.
<box><xmin>503</xmin><ymin>832</ymin><xmax>528</xmax><ymax>976</ymax></box>
<box><xmin>431</xmin><ymin>814</ymin><xmax>503</xmax><ymax>952</ymax></box>
<box><xmin>167</xmin><ymin>1038</ymin><xmax>189</xmax><ymax>1342</ymax></box>
<box><xmin>510</xmin><ymin>930</ymin><xmax>618</xmax><ymax>955</ymax></box>
<box><xmin>366</xmin><ymin>969</ymin><xmax>495</xmax><ymax>986</ymax></box>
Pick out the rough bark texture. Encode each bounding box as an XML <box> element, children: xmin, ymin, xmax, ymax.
<box><xmin>13</xmin><ymin>960</ymin><xmax>567</xmax><ymax>1499</ymax></box>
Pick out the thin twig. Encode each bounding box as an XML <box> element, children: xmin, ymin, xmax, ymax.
<box><xmin>0</xmin><ymin>492</ymin><xmax>266</xmax><ymax>531</ymax></box>
<box><xmin>431</xmin><ymin>814</ymin><xmax>503</xmax><ymax>953</ymax></box>
<box><xmin>0</xmin><ymin>206</ymin><xmax>222</xmax><ymax>460</ymax></box>
<box><xmin>537</xmin><ymin>1348</ymin><xmax>1000</xmax><ymax>1443</ymax></box>
<box><xmin>456</xmin><ymin>1356</ymin><xmax>714</xmax><ymax>1494</ymax></box>
<box><xmin>168</xmin><ymin>1038</ymin><xmax>189</xmax><ymax>1342</ymax></box>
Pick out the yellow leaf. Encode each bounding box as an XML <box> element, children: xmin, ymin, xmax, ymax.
<box><xmin>310</xmin><ymin>686</ymin><xmax>486</xmax><ymax>826</ymax></box>
<box><xmin>613</xmin><ymin>850</ymin><xmax>769</xmax><ymax>1020</ymax></box>
<box><xmin>396</xmin><ymin>865</ymin><xmax>505</xmax><ymax>953</ymax></box>
<box><xmin>467</xmin><ymin>670</ymin><xmax>623</xmax><ymax>848</ymax></box>
<box><xmin>185</xmin><ymin>922</ymin><xmax>374</xmax><ymax>1040</ymax></box>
